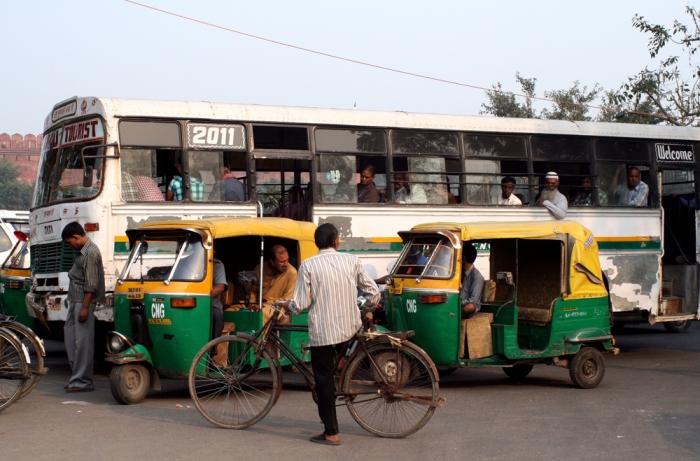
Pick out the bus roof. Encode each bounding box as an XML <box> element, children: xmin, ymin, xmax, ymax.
<box><xmin>48</xmin><ymin>96</ymin><xmax>700</xmax><ymax>141</ymax></box>
<box><xmin>131</xmin><ymin>217</ymin><xmax>317</xmax><ymax>241</ymax></box>
<box><xmin>405</xmin><ymin>220</ymin><xmax>596</xmax><ymax>243</ymax></box>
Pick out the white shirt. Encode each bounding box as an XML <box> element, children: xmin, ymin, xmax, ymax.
<box><xmin>288</xmin><ymin>248</ymin><xmax>380</xmax><ymax>346</ymax></box>
<box><xmin>543</xmin><ymin>190</ymin><xmax>568</xmax><ymax>219</ymax></box>
<box><xmin>498</xmin><ymin>194</ymin><xmax>522</xmax><ymax>206</ymax></box>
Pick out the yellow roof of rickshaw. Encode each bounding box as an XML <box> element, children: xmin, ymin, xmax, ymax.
<box><xmin>130</xmin><ymin>217</ymin><xmax>317</xmax><ymax>241</ymax></box>
<box><xmin>406</xmin><ymin>220</ymin><xmax>595</xmax><ymax>243</ymax></box>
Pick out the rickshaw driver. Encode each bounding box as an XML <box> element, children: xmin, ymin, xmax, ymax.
<box><xmin>460</xmin><ymin>244</ymin><xmax>484</xmax><ymax>318</ymax></box>
<box><xmin>210</xmin><ymin>257</ymin><xmax>227</xmax><ymax>338</ymax></box>
<box><xmin>254</xmin><ymin>244</ymin><xmax>297</xmax><ymax>323</ymax></box>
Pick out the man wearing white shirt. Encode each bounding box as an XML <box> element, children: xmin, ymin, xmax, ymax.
<box><xmin>498</xmin><ymin>176</ymin><xmax>522</xmax><ymax>205</ymax></box>
<box><xmin>536</xmin><ymin>171</ymin><xmax>568</xmax><ymax>219</ymax></box>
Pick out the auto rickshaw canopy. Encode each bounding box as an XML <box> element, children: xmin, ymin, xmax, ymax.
<box><xmin>401</xmin><ymin>220</ymin><xmax>608</xmax><ymax>300</ymax></box>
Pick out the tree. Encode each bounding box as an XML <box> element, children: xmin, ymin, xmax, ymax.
<box><xmin>615</xmin><ymin>6</ymin><xmax>700</xmax><ymax>126</ymax></box>
<box><xmin>480</xmin><ymin>73</ymin><xmax>537</xmax><ymax>118</ymax></box>
<box><xmin>541</xmin><ymin>81</ymin><xmax>602</xmax><ymax>121</ymax></box>
<box><xmin>0</xmin><ymin>161</ymin><xmax>33</xmax><ymax>210</ymax></box>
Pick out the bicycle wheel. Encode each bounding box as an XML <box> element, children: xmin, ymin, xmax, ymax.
<box><xmin>0</xmin><ymin>328</ymin><xmax>29</xmax><ymax>412</ymax></box>
<box><xmin>188</xmin><ymin>335</ymin><xmax>282</xmax><ymax>429</ymax></box>
<box><xmin>0</xmin><ymin>321</ymin><xmax>46</xmax><ymax>398</ymax></box>
<box><xmin>342</xmin><ymin>340</ymin><xmax>439</xmax><ymax>438</ymax></box>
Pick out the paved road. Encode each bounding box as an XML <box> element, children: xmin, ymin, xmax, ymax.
<box><xmin>2</xmin><ymin>323</ymin><xmax>699</xmax><ymax>461</ymax></box>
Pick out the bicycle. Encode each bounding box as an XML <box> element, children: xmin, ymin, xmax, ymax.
<box><xmin>0</xmin><ymin>315</ymin><xmax>48</xmax><ymax>398</ymax></box>
<box><xmin>0</xmin><ymin>325</ymin><xmax>29</xmax><ymax>412</ymax></box>
<box><xmin>188</xmin><ymin>302</ymin><xmax>443</xmax><ymax>438</ymax></box>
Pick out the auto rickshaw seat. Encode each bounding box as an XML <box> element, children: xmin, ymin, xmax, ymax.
<box><xmin>517</xmin><ymin>301</ymin><xmax>555</xmax><ymax>325</ymax></box>
<box><xmin>221</xmin><ymin>281</ymin><xmax>236</xmax><ymax>307</ymax></box>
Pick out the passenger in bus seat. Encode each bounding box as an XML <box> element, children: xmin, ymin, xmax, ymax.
<box><xmin>614</xmin><ymin>166</ymin><xmax>649</xmax><ymax>207</ymax></box>
<box><xmin>167</xmin><ymin>159</ymin><xmax>204</xmax><ymax>201</ymax></box>
<box><xmin>209</xmin><ymin>167</ymin><xmax>245</xmax><ymax>201</ymax></box>
<box><xmin>536</xmin><ymin>171</ymin><xmax>568</xmax><ymax>219</ymax></box>
<box><xmin>357</xmin><ymin>165</ymin><xmax>382</xmax><ymax>203</ymax></box>
<box><xmin>571</xmin><ymin>176</ymin><xmax>607</xmax><ymax>207</ymax></box>
<box><xmin>498</xmin><ymin>176</ymin><xmax>522</xmax><ymax>205</ymax></box>
<box><xmin>134</xmin><ymin>176</ymin><xmax>165</xmax><ymax>201</ymax></box>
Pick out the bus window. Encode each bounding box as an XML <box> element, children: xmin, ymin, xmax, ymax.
<box><xmin>595</xmin><ymin>139</ymin><xmax>652</xmax><ymax>207</ymax></box>
<box><xmin>254</xmin><ymin>158</ymin><xmax>310</xmax><ymax>218</ymax></box>
<box><xmin>253</xmin><ymin>125</ymin><xmax>308</xmax><ymax>150</ymax></box>
<box><xmin>463</xmin><ymin>134</ymin><xmax>528</xmax><ymax>205</ymax></box>
<box><xmin>532</xmin><ymin>136</ymin><xmax>591</xmax><ymax>206</ymax></box>
<box><xmin>391</xmin><ymin>130</ymin><xmax>460</xmax><ymax>205</ymax></box>
<box><xmin>120</xmin><ymin>149</ymin><xmax>164</xmax><ymax>202</ymax></box>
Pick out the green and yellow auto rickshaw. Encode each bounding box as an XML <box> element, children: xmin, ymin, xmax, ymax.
<box><xmin>384</xmin><ymin>220</ymin><xmax>616</xmax><ymax>388</ymax></box>
<box><xmin>106</xmin><ymin>217</ymin><xmax>317</xmax><ymax>404</ymax></box>
<box><xmin>0</xmin><ymin>231</ymin><xmax>33</xmax><ymax>329</ymax></box>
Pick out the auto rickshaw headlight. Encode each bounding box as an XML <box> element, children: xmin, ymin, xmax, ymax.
<box><xmin>106</xmin><ymin>332</ymin><xmax>131</xmax><ymax>354</ymax></box>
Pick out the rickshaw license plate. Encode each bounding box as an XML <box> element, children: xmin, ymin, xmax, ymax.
<box><xmin>127</xmin><ymin>287</ymin><xmax>144</xmax><ymax>300</ymax></box>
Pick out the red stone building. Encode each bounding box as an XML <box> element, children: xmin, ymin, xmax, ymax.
<box><xmin>0</xmin><ymin>133</ymin><xmax>42</xmax><ymax>183</ymax></box>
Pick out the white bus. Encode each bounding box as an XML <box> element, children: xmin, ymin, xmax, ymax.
<box><xmin>27</xmin><ymin>96</ymin><xmax>699</xmax><ymax>334</ymax></box>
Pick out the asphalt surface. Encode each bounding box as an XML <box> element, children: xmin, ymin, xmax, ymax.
<box><xmin>1</xmin><ymin>323</ymin><xmax>699</xmax><ymax>461</ymax></box>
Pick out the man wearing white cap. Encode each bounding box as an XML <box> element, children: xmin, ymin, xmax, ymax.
<box><xmin>536</xmin><ymin>171</ymin><xmax>568</xmax><ymax>219</ymax></box>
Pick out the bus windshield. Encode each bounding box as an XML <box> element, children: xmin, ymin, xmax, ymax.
<box><xmin>34</xmin><ymin>118</ymin><xmax>106</xmax><ymax>207</ymax></box>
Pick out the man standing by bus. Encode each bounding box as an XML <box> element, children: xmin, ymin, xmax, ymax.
<box><xmin>283</xmin><ymin>223</ymin><xmax>380</xmax><ymax>446</ymax></box>
<box><xmin>62</xmin><ymin>222</ymin><xmax>105</xmax><ymax>392</ymax></box>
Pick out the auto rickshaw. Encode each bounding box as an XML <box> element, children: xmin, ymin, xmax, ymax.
<box><xmin>384</xmin><ymin>220</ymin><xmax>616</xmax><ymax>388</ymax></box>
<box><xmin>0</xmin><ymin>231</ymin><xmax>33</xmax><ymax>329</ymax></box>
<box><xmin>106</xmin><ymin>217</ymin><xmax>318</xmax><ymax>404</ymax></box>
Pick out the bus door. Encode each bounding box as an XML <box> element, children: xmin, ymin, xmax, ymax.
<box><xmin>658</xmin><ymin>166</ymin><xmax>699</xmax><ymax>320</ymax></box>
<box><xmin>252</xmin><ymin>155</ymin><xmax>312</xmax><ymax>221</ymax></box>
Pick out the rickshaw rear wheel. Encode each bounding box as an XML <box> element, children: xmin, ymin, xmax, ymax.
<box><xmin>110</xmin><ymin>363</ymin><xmax>150</xmax><ymax>404</ymax></box>
<box><xmin>502</xmin><ymin>364</ymin><xmax>534</xmax><ymax>380</ymax></box>
<box><xmin>569</xmin><ymin>347</ymin><xmax>605</xmax><ymax>389</ymax></box>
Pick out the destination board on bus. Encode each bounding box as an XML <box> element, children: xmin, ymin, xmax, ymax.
<box><xmin>186</xmin><ymin>123</ymin><xmax>246</xmax><ymax>150</ymax></box>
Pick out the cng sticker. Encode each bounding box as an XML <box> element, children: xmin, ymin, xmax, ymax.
<box><xmin>151</xmin><ymin>301</ymin><xmax>165</xmax><ymax>319</ymax></box>
<box><xmin>406</xmin><ymin>299</ymin><xmax>417</xmax><ymax>313</ymax></box>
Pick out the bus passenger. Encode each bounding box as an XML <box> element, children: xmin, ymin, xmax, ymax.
<box><xmin>460</xmin><ymin>243</ymin><xmax>484</xmax><ymax>318</ymax></box>
<box><xmin>572</xmin><ymin>177</ymin><xmax>607</xmax><ymax>207</ymax></box>
<box><xmin>209</xmin><ymin>167</ymin><xmax>245</xmax><ymax>201</ymax></box>
<box><xmin>498</xmin><ymin>176</ymin><xmax>522</xmax><ymax>205</ymax></box>
<box><xmin>167</xmin><ymin>159</ymin><xmax>204</xmax><ymax>201</ymax></box>
<box><xmin>536</xmin><ymin>171</ymin><xmax>568</xmax><ymax>219</ymax></box>
<box><xmin>357</xmin><ymin>165</ymin><xmax>382</xmax><ymax>203</ymax></box>
<box><xmin>615</xmin><ymin>166</ymin><xmax>648</xmax><ymax>207</ymax></box>
<box><xmin>254</xmin><ymin>244</ymin><xmax>298</xmax><ymax>323</ymax></box>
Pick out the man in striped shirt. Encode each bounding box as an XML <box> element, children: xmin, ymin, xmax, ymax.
<box><xmin>285</xmin><ymin>223</ymin><xmax>380</xmax><ymax>446</ymax></box>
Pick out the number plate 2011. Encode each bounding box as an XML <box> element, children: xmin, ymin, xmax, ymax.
<box><xmin>186</xmin><ymin>123</ymin><xmax>246</xmax><ymax>150</ymax></box>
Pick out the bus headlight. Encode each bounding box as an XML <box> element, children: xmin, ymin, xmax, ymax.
<box><xmin>106</xmin><ymin>331</ymin><xmax>132</xmax><ymax>354</ymax></box>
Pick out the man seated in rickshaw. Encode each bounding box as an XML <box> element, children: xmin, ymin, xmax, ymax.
<box><xmin>460</xmin><ymin>243</ymin><xmax>484</xmax><ymax>318</ymax></box>
<box><xmin>211</xmin><ymin>257</ymin><xmax>228</xmax><ymax>338</ymax></box>
<box><xmin>253</xmin><ymin>244</ymin><xmax>298</xmax><ymax>323</ymax></box>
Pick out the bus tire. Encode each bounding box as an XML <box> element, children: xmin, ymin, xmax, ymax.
<box><xmin>569</xmin><ymin>347</ymin><xmax>605</xmax><ymax>389</ymax></box>
<box><xmin>663</xmin><ymin>320</ymin><xmax>691</xmax><ymax>333</ymax></box>
<box><xmin>110</xmin><ymin>363</ymin><xmax>150</xmax><ymax>404</ymax></box>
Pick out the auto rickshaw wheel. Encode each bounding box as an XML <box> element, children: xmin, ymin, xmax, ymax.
<box><xmin>568</xmin><ymin>347</ymin><xmax>605</xmax><ymax>389</ymax></box>
<box><xmin>502</xmin><ymin>364</ymin><xmax>534</xmax><ymax>380</ymax></box>
<box><xmin>110</xmin><ymin>363</ymin><xmax>150</xmax><ymax>404</ymax></box>
<box><xmin>663</xmin><ymin>320</ymin><xmax>691</xmax><ymax>333</ymax></box>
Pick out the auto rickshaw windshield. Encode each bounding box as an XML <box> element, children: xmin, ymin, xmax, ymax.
<box><xmin>393</xmin><ymin>236</ymin><xmax>454</xmax><ymax>278</ymax></box>
<box><xmin>120</xmin><ymin>233</ymin><xmax>206</xmax><ymax>282</ymax></box>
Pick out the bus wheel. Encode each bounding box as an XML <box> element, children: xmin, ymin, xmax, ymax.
<box><xmin>569</xmin><ymin>347</ymin><xmax>605</xmax><ymax>389</ymax></box>
<box><xmin>438</xmin><ymin>367</ymin><xmax>458</xmax><ymax>377</ymax></box>
<box><xmin>502</xmin><ymin>364</ymin><xmax>533</xmax><ymax>380</ymax></box>
<box><xmin>663</xmin><ymin>320</ymin><xmax>691</xmax><ymax>333</ymax></box>
<box><xmin>110</xmin><ymin>364</ymin><xmax>150</xmax><ymax>404</ymax></box>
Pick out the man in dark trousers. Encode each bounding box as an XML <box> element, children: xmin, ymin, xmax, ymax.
<box><xmin>284</xmin><ymin>223</ymin><xmax>380</xmax><ymax>445</ymax></box>
<box><xmin>62</xmin><ymin>222</ymin><xmax>105</xmax><ymax>392</ymax></box>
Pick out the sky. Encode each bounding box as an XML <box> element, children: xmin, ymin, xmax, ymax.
<box><xmin>1</xmin><ymin>0</ymin><xmax>692</xmax><ymax>133</ymax></box>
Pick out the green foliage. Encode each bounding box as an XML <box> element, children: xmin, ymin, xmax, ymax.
<box><xmin>616</xmin><ymin>6</ymin><xmax>700</xmax><ymax>126</ymax></box>
<box><xmin>542</xmin><ymin>82</ymin><xmax>602</xmax><ymax>121</ymax></box>
<box><xmin>480</xmin><ymin>73</ymin><xmax>537</xmax><ymax>118</ymax></box>
<box><xmin>0</xmin><ymin>161</ymin><xmax>33</xmax><ymax>210</ymax></box>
